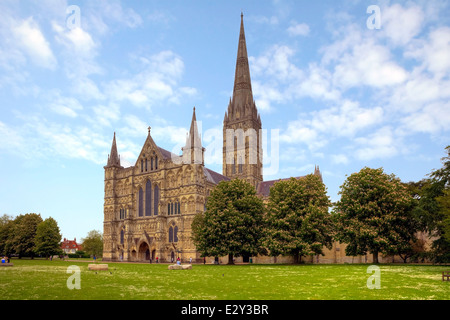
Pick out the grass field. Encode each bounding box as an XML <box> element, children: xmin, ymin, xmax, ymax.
<box><xmin>0</xmin><ymin>258</ymin><xmax>448</xmax><ymax>300</ymax></box>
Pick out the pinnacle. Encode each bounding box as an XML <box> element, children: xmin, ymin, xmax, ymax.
<box><xmin>107</xmin><ymin>132</ymin><xmax>121</xmax><ymax>167</ymax></box>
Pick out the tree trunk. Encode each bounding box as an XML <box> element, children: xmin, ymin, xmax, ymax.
<box><xmin>293</xmin><ymin>253</ymin><xmax>300</xmax><ymax>264</ymax></box>
<box><xmin>372</xmin><ymin>251</ymin><xmax>379</xmax><ymax>264</ymax></box>
<box><xmin>227</xmin><ymin>253</ymin><xmax>234</xmax><ymax>265</ymax></box>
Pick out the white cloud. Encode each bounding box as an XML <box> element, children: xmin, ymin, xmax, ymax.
<box><xmin>12</xmin><ymin>17</ymin><xmax>57</xmax><ymax>69</ymax></box>
<box><xmin>296</xmin><ymin>63</ymin><xmax>341</xmax><ymax>101</ymax></box>
<box><xmin>389</xmin><ymin>71</ymin><xmax>450</xmax><ymax>113</ymax></box>
<box><xmin>0</xmin><ymin>114</ymin><xmax>109</xmax><ymax>164</ymax></box>
<box><xmin>310</xmin><ymin>100</ymin><xmax>384</xmax><ymax>137</ymax></box>
<box><xmin>50</xmin><ymin>98</ymin><xmax>83</xmax><ymax>118</ymax></box>
<box><xmin>381</xmin><ymin>4</ymin><xmax>424</xmax><ymax>46</ymax></box>
<box><xmin>331</xmin><ymin>154</ymin><xmax>349</xmax><ymax>165</ymax></box>
<box><xmin>120</xmin><ymin>115</ymin><xmax>149</xmax><ymax>137</ymax></box>
<box><xmin>248</xmin><ymin>15</ymin><xmax>279</xmax><ymax>25</ymax></box>
<box><xmin>280</xmin><ymin>99</ymin><xmax>384</xmax><ymax>154</ymax></box>
<box><xmin>250</xmin><ymin>45</ymin><xmax>302</xmax><ymax>82</ymax></box>
<box><xmin>95</xmin><ymin>0</ymin><xmax>143</xmax><ymax>29</ymax></box>
<box><xmin>406</xmin><ymin>26</ymin><xmax>450</xmax><ymax>78</ymax></box>
<box><xmin>287</xmin><ymin>22</ymin><xmax>310</xmax><ymax>37</ymax></box>
<box><xmin>104</xmin><ymin>50</ymin><xmax>195</xmax><ymax>108</ymax></box>
<box><xmin>53</xmin><ymin>24</ymin><xmax>97</xmax><ymax>58</ymax></box>
<box><xmin>0</xmin><ymin>121</ymin><xmax>26</xmax><ymax>157</ymax></box>
<box><xmin>332</xmin><ymin>39</ymin><xmax>408</xmax><ymax>89</ymax></box>
<box><xmin>52</xmin><ymin>20</ymin><xmax>101</xmax><ymax>80</ymax></box>
<box><xmin>354</xmin><ymin>127</ymin><xmax>399</xmax><ymax>161</ymax></box>
<box><xmin>400</xmin><ymin>101</ymin><xmax>450</xmax><ymax>134</ymax></box>
<box><xmin>92</xmin><ymin>103</ymin><xmax>121</xmax><ymax>128</ymax></box>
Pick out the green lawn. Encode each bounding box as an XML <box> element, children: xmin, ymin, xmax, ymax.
<box><xmin>0</xmin><ymin>258</ymin><xmax>448</xmax><ymax>300</ymax></box>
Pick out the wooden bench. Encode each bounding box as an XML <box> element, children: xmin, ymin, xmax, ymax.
<box><xmin>443</xmin><ymin>271</ymin><xmax>450</xmax><ymax>281</ymax></box>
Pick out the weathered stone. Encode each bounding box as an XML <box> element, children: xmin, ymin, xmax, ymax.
<box><xmin>0</xmin><ymin>263</ymin><xmax>13</xmax><ymax>267</ymax></box>
<box><xmin>88</xmin><ymin>264</ymin><xmax>108</xmax><ymax>271</ymax></box>
<box><xmin>168</xmin><ymin>264</ymin><xmax>192</xmax><ymax>270</ymax></box>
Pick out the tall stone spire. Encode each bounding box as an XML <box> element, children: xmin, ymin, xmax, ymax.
<box><xmin>222</xmin><ymin>13</ymin><xmax>263</xmax><ymax>187</ymax></box>
<box><xmin>106</xmin><ymin>132</ymin><xmax>121</xmax><ymax>167</ymax></box>
<box><xmin>183</xmin><ymin>107</ymin><xmax>205</xmax><ymax>165</ymax></box>
<box><xmin>232</xmin><ymin>12</ymin><xmax>253</xmax><ymax>107</ymax></box>
<box><xmin>225</xmin><ymin>13</ymin><xmax>260</xmax><ymax>125</ymax></box>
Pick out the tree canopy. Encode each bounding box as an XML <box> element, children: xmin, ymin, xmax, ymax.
<box><xmin>34</xmin><ymin>217</ymin><xmax>62</xmax><ymax>258</ymax></box>
<box><xmin>265</xmin><ymin>175</ymin><xmax>333</xmax><ymax>263</ymax></box>
<box><xmin>81</xmin><ymin>230</ymin><xmax>103</xmax><ymax>257</ymax></box>
<box><xmin>10</xmin><ymin>213</ymin><xmax>43</xmax><ymax>258</ymax></box>
<box><xmin>334</xmin><ymin>167</ymin><xmax>415</xmax><ymax>263</ymax></box>
<box><xmin>191</xmin><ymin>179</ymin><xmax>266</xmax><ymax>264</ymax></box>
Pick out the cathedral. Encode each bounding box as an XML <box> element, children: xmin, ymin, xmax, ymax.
<box><xmin>102</xmin><ymin>14</ymin><xmax>323</xmax><ymax>263</ymax></box>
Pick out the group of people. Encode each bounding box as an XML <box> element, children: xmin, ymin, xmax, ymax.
<box><xmin>1</xmin><ymin>256</ymin><xmax>10</xmax><ymax>264</ymax></box>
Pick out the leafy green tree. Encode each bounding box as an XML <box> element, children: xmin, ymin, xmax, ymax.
<box><xmin>437</xmin><ymin>189</ymin><xmax>450</xmax><ymax>243</ymax></box>
<box><xmin>265</xmin><ymin>175</ymin><xmax>333</xmax><ymax>264</ymax></box>
<box><xmin>191</xmin><ymin>179</ymin><xmax>266</xmax><ymax>264</ymax></box>
<box><xmin>334</xmin><ymin>167</ymin><xmax>415</xmax><ymax>263</ymax></box>
<box><xmin>34</xmin><ymin>217</ymin><xmax>62</xmax><ymax>258</ymax></box>
<box><xmin>0</xmin><ymin>214</ymin><xmax>14</xmax><ymax>256</ymax></box>
<box><xmin>422</xmin><ymin>145</ymin><xmax>450</xmax><ymax>263</ymax></box>
<box><xmin>10</xmin><ymin>213</ymin><xmax>43</xmax><ymax>258</ymax></box>
<box><xmin>81</xmin><ymin>230</ymin><xmax>103</xmax><ymax>258</ymax></box>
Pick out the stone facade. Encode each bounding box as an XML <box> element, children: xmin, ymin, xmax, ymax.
<box><xmin>103</xmin><ymin>112</ymin><xmax>229</xmax><ymax>263</ymax></box>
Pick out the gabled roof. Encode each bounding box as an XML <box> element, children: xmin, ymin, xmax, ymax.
<box><xmin>256</xmin><ymin>168</ymin><xmax>323</xmax><ymax>197</ymax></box>
<box><xmin>204</xmin><ymin>167</ymin><xmax>230</xmax><ymax>184</ymax></box>
<box><xmin>60</xmin><ymin>239</ymin><xmax>82</xmax><ymax>250</ymax></box>
<box><xmin>158</xmin><ymin>146</ymin><xmax>179</xmax><ymax>161</ymax></box>
<box><xmin>256</xmin><ymin>177</ymin><xmax>304</xmax><ymax>197</ymax></box>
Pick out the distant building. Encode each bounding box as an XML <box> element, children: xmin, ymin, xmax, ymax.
<box><xmin>61</xmin><ymin>238</ymin><xmax>82</xmax><ymax>254</ymax></box>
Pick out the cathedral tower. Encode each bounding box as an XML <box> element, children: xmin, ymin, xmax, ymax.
<box><xmin>223</xmin><ymin>13</ymin><xmax>263</xmax><ymax>188</ymax></box>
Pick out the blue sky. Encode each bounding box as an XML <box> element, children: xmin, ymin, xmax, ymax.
<box><xmin>1</xmin><ymin>0</ymin><xmax>449</xmax><ymax>240</ymax></box>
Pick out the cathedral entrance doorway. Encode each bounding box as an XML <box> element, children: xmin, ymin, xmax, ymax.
<box><xmin>152</xmin><ymin>249</ymin><xmax>156</xmax><ymax>261</ymax></box>
<box><xmin>138</xmin><ymin>242</ymin><xmax>150</xmax><ymax>261</ymax></box>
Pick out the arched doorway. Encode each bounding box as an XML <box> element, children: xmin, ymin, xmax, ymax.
<box><xmin>138</xmin><ymin>242</ymin><xmax>150</xmax><ymax>261</ymax></box>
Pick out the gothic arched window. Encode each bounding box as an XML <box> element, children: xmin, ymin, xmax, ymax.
<box><xmin>138</xmin><ymin>188</ymin><xmax>143</xmax><ymax>217</ymax></box>
<box><xmin>174</xmin><ymin>226</ymin><xmax>178</xmax><ymax>242</ymax></box>
<box><xmin>145</xmin><ymin>180</ymin><xmax>152</xmax><ymax>216</ymax></box>
<box><xmin>120</xmin><ymin>229</ymin><xmax>124</xmax><ymax>244</ymax></box>
<box><xmin>154</xmin><ymin>185</ymin><xmax>159</xmax><ymax>216</ymax></box>
<box><xmin>169</xmin><ymin>226</ymin><xmax>173</xmax><ymax>243</ymax></box>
